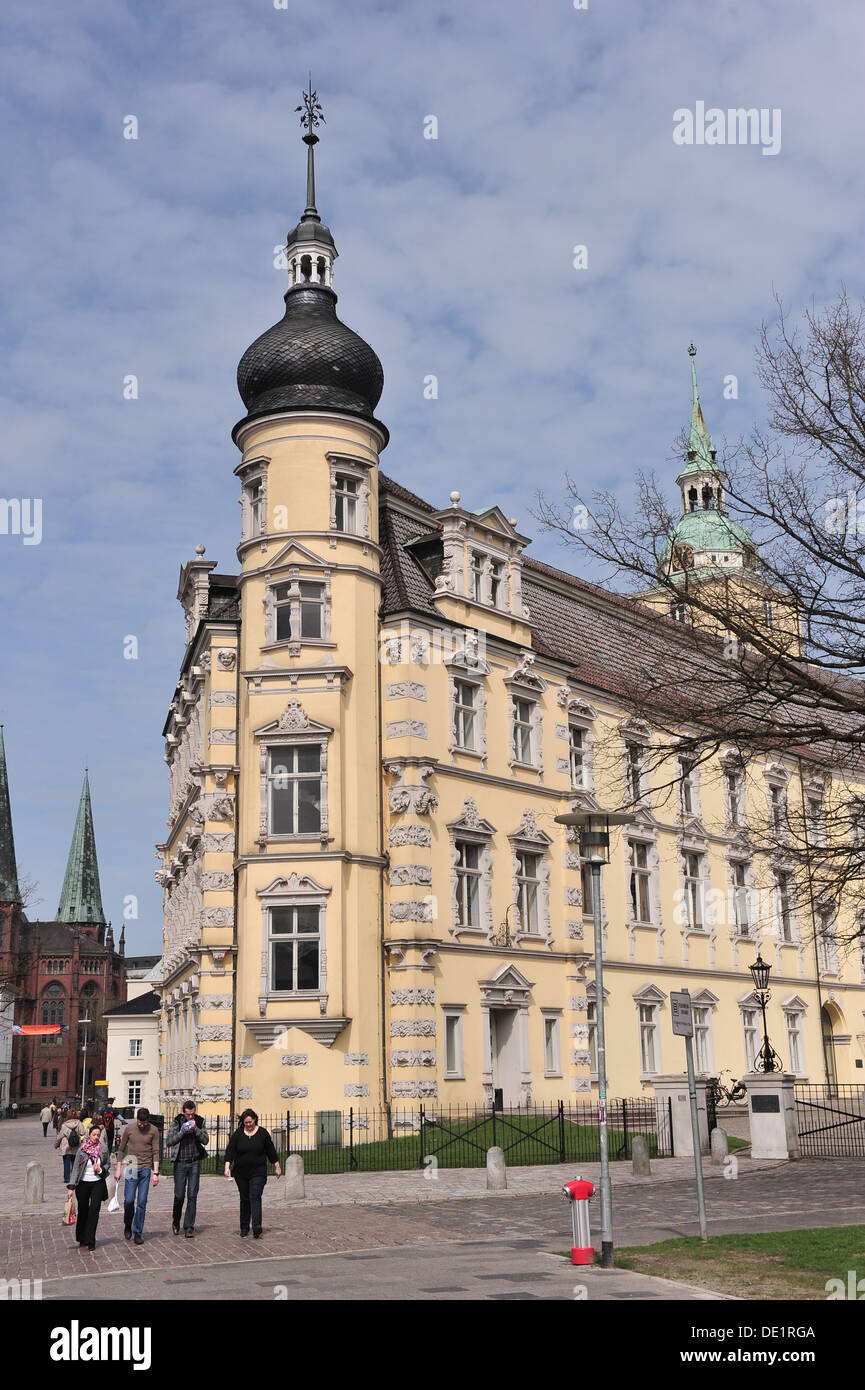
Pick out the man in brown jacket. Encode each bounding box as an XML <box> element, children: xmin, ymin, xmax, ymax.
<box><xmin>116</xmin><ymin>1108</ymin><xmax>160</xmax><ymax>1245</ymax></box>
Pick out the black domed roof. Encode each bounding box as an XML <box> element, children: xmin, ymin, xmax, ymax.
<box><xmin>235</xmin><ymin>283</ymin><xmax>384</xmax><ymax>433</ymax></box>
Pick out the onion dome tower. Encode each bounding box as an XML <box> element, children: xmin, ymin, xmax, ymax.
<box><xmin>233</xmin><ymin>79</ymin><xmax>385</xmax><ymax>438</ymax></box>
<box><xmin>663</xmin><ymin>344</ymin><xmax>755</xmax><ymax>578</ymax></box>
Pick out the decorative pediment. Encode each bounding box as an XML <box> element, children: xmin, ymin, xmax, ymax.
<box><xmin>264</xmin><ymin>538</ymin><xmax>331</xmax><ymax>572</ymax></box>
<box><xmin>504</xmin><ymin>652</ymin><xmax>547</xmax><ymax>692</ymax></box>
<box><xmin>444</xmin><ymin>632</ymin><xmax>491</xmax><ymax>676</ymax></box>
<box><xmin>257</xmin><ymin>875</ymin><xmax>331</xmax><ymax>901</ymax></box>
<box><xmin>678</xmin><ymin>816</ymin><xmax>709</xmax><ymax>847</ymax></box>
<box><xmin>691</xmin><ymin>988</ymin><xmax>720</xmax><ymax>1008</ymax></box>
<box><xmin>738</xmin><ymin>989</ymin><xmax>763</xmax><ymax>1008</ymax></box>
<box><xmin>508</xmin><ymin>808</ymin><xmax>553</xmax><ymax>847</ymax></box>
<box><xmin>619</xmin><ymin>716</ymin><xmax>652</xmax><ymax>741</ymax></box>
<box><xmin>447</xmin><ymin>797</ymin><xmax>496</xmax><ymax>837</ymax></box>
<box><xmin>470</xmin><ymin>506</ymin><xmax>529</xmax><ymax>542</ymax></box>
<box><xmin>479</xmin><ymin>962</ymin><xmax>534</xmax><ymax>1006</ymax></box>
<box><xmin>632</xmin><ymin>983</ymin><xmax>667</xmax><ymax>1005</ymax></box>
<box><xmin>763</xmin><ymin>760</ymin><xmax>789</xmax><ymax>782</ymax></box>
<box><xmin>627</xmin><ymin>803</ymin><xmax>661</xmax><ymax>834</ymax></box>
<box><xmin>727</xmin><ymin>829</ymin><xmax>753</xmax><ymax>857</ymax></box>
<box><xmin>242</xmin><ymin>1017</ymin><xmax>349</xmax><ymax>1048</ymax></box>
<box><xmin>567</xmin><ymin>790</ymin><xmax>602</xmax><ymax>817</ymax></box>
<box><xmin>253</xmin><ymin>701</ymin><xmax>333</xmax><ymax>740</ymax></box>
<box><xmin>780</xmin><ymin>994</ymin><xmax>808</xmax><ymax>1013</ymax></box>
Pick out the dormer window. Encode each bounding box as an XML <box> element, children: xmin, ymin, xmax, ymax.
<box><xmin>470</xmin><ymin>552</ymin><xmax>484</xmax><ymax>602</ymax></box>
<box><xmin>489</xmin><ymin>561</ymin><xmax>504</xmax><ymax>607</ymax></box>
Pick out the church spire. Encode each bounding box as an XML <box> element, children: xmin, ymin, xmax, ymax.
<box><xmin>56</xmin><ymin>770</ymin><xmax>106</xmax><ymax>926</ymax></box>
<box><xmin>685</xmin><ymin>342</ymin><xmax>717</xmax><ymax>472</ymax></box>
<box><xmin>0</xmin><ymin>726</ymin><xmax>21</xmax><ymax>905</ymax></box>
<box><xmin>284</xmin><ymin>79</ymin><xmax>338</xmax><ymax>292</ymax></box>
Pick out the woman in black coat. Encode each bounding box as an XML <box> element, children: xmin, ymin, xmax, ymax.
<box><xmin>224</xmin><ymin>1109</ymin><xmax>281</xmax><ymax>1238</ymax></box>
<box><xmin>67</xmin><ymin>1121</ymin><xmax>109</xmax><ymax>1251</ymax></box>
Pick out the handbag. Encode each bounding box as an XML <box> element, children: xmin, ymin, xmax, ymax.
<box><xmin>62</xmin><ymin>1191</ymin><xmax>76</xmax><ymax>1226</ymax></box>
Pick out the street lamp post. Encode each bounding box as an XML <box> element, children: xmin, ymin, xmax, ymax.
<box><xmin>79</xmin><ymin>1015</ymin><xmax>91</xmax><ymax>1109</ymax></box>
<box><xmin>749</xmin><ymin>954</ymin><xmax>781</xmax><ymax>1073</ymax></box>
<box><xmin>555</xmin><ymin>808</ymin><xmax>633</xmax><ymax>1269</ymax></box>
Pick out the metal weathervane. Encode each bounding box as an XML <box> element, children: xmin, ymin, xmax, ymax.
<box><xmin>296</xmin><ymin>76</ymin><xmax>325</xmax><ymax>145</ymax></box>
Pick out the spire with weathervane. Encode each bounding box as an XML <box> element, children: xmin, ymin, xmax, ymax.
<box><xmin>0</xmin><ymin>726</ymin><xmax>21</xmax><ymax>905</ymax></box>
<box><xmin>284</xmin><ymin>76</ymin><xmax>338</xmax><ymax>290</ymax></box>
<box><xmin>56</xmin><ymin>770</ymin><xmax>106</xmax><ymax>929</ymax></box>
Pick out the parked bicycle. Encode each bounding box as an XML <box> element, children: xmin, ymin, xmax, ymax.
<box><xmin>707</xmin><ymin>1070</ymin><xmax>747</xmax><ymax>1106</ymax></box>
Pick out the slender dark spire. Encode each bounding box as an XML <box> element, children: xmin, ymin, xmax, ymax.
<box><xmin>296</xmin><ymin>75</ymin><xmax>326</xmax><ymax>218</ymax></box>
<box><xmin>56</xmin><ymin>771</ymin><xmax>105</xmax><ymax>926</ymax></box>
<box><xmin>0</xmin><ymin>726</ymin><xmax>21</xmax><ymax>905</ymax></box>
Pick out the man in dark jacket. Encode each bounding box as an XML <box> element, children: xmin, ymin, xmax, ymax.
<box><xmin>166</xmin><ymin>1101</ymin><xmax>209</xmax><ymax>1238</ymax></box>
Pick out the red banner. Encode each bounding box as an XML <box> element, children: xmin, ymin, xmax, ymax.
<box><xmin>11</xmin><ymin>1024</ymin><xmax>61</xmax><ymax>1035</ymax></box>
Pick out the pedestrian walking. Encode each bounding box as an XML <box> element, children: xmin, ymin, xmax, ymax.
<box><xmin>100</xmin><ymin>1099</ymin><xmax>116</xmax><ymax>1147</ymax></box>
<box><xmin>55</xmin><ymin>1108</ymin><xmax>85</xmax><ymax>1184</ymax></box>
<box><xmin>67</xmin><ymin>1121</ymin><xmax>109</xmax><ymax>1252</ymax></box>
<box><xmin>116</xmin><ymin>1107</ymin><xmax>160</xmax><ymax>1245</ymax></box>
<box><xmin>167</xmin><ymin>1100</ymin><xmax>209</xmax><ymax>1238</ymax></box>
<box><xmin>10</xmin><ymin>1101</ymin><xmax>17</xmax><ymax>1118</ymax></box>
<box><xmin>224</xmin><ymin>1109</ymin><xmax>281</xmax><ymax>1239</ymax></box>
<box><xmin>40</xmin><ymin>1103</ymin><xmax>53</xmax><ymax>1137</ymax></box>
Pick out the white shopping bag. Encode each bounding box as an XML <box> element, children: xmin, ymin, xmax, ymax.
<box><xmin>107</xmin><ymin>1191</ymin><xmax>121</xmax><ymax>1213</ymax></box>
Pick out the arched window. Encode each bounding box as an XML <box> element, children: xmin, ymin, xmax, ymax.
<box><xmin>41</xmin><ymin>983</ymin><xmax>65</xmax><ymax>1026</ymax></box>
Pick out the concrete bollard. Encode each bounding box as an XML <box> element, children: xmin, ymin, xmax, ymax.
<box><xmin>710</xmin><ymin>1127</ymin><xmax>729</xmax><ymax>1166</ymax></box>
<box><xmin>23</xmin><ymin>1161</ymin><xmax>45</xmax><ymax>1209</ymax></box>
<box><xmin>631</xmin><ymin>1134</ymin><xmax>652</xmax><ymax>1177</ymax></box>
<box><xmin>486</xmin><ymin>1146</ymin><xmax>507</xmax><ymax>1191</ymax></box>
<box><xmin>283</xmin><ymin>1153</ymin><xmax>305</xmax><ymax>1201</ymax></box>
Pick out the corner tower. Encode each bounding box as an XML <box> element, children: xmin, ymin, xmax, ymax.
<box><xmin>228</xmin><ymin>83</ymin><xmax>389</xmax><ymax>1114</ymax></box>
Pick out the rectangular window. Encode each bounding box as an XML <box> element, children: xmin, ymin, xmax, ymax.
<box><xmin>51</xmin><ymin>1069</ymin><xmax>58</xmax><ymax>1088</ymax></box>
<box><xmin>733</xmin><ymin>863</ymin><xmax>750</xmax><ymax>936</ymax></box>
<box><xmin>455</xmin><ymin>840</ymin><xmax>481</xmax><ymax>927</ymax></box>
<box><xmin>694</xmin><ymin>1006</ymin><xmax>711</xmax><ymax>1073</ymax></box>
<box><xmin>269</xmin><ymin>746</ymin><xmax>322</xmax><ymax>835</ymax></box>
<box><xmin>741</xmin><ymin>1008</ymin><xmax>759</xmax><ymax>1071</ymax></box>
<box><xmin>512</xmin><ymin>699</ymin><xmax>534</xmax><ymax>764</ymax></box>
<box><xmin>274</xmin><ymin>581</ymin><xmax>325</xmax><ymax>642</ymax></box>
<box><xmin>626</xmin><ymin>743</ymin><xmax>643</xmax><ymax>802</ymax></box>
<box><xmin>516</xmin><ymin>851</ymin><xmax>540</xmax><ymax>933</ymax></box>
<box><xmin>726</xmin><ymin>771</ymin><xmax>741</xmax><ymax>825</ymax></box>
<box><xmin>817</xmin><ymin>918</ymin><xmax>836</xmax><ymax>973</ymax></box>
<box><xmin>670</xmin><ymin>599</ymin><xmax>687</xmax><ymax>624</ymax></box>
<box><xmin>128</xmin><ymin>1039</ymin><xmax>143</xmax><ymax>1058</ymax></box>
<box><xmin>127</xmin><ymin>1080</ymin><xmax>142</xmax><ymax>1106</ymax></box>
<box><xmin>270</xmin><ymin>905</ymin><xmax>321</xmax><ymax>992</ymax></box>
<box><xmin>770</xmin><ymin>784</ymin><xmax>786</xmax><ymax>834</ymax></box>
<box><xmin>685</xmin><ymin>852</ymin><xmax>703</xmax><ymax>929</ymax></box>
<box><xmin>334</xmin><ymin>474</ymin><xmax>359</xmax><ymax>533</ymax></box>
<box><xmin>299</xmin><ymin>582</ymin><xmax>325</xmax><ymax>639</ymax></box>
<box><xmin>777</xmin><ymin>872</ymin><xmax>793</xmax><ymax>942</ymax></box>
<box><xmin>680</xmin><ymin>759</ymin><xmax>694</xmax><ymax>815</ymax></box>
<box><xmin>275</xmin><ymin>584</ymin><xmax>293</xmax><ymax>642</ymax></box>
<box><xmin>40</xmin><ymin>1069</ymin><xmax>48</xmax><ymax>1087</ymax></box>
<box><xmin>587</xmin><ymin>1001</ymin><xmax>598</xmax><ymax>1075</ymax></box>
<box><xmin>629</xmin><ymin>842</ymin><xmax>652</xmax><ymax>923</ymax></box>
<box><xmin>249</xmin><ymin>481</ymin><xmax>263</xmax><ymax>536</ymax></box>
<box><xmin>489</xmin><ymin>561</ymin><xmax>504</xmax><ymax>607</ymax></box>
<box><xmin>444</xmin><ymin>1013</ymin><xmax>463</xmax><ymax>1077</ymax></box>
<box><xmin>786</xmin><ymin>1014</ymin><xmax>802</xmax><ymax>1073</ymax></box>
<box><xmin>543</xmin><ymin>1017</ymin><xmax>561</xmax><ymax>1075</ymax></box>
<box><xmin>569</xmin><ymin>726</ymin><xmax>585</xmax><ymax>788</ymax></box>
<box><xmin>808</xmin><ymin>796</ymin><xmax>825</xmax><ymax>844</ymax></box>
<box><xmin>639</xmin><ymin>1004</ymin><xmax>659</xmax><ymax>1075</ymax></box>
<box><xmin>763</xmin><ymin>597</ymin><xmax>775</xmax><ymax>630</ymax></box>
<box><xmin>454</xmin><ymin>681</ymin><xmax>477</xmax><ymax>751</ymax></box>
<box><xmin>471</xmin><ymin>551</ymin><xmax>484</xmax><ymax>602</ymax></box>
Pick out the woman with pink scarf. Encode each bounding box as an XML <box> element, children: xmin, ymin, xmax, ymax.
<box><xmin>67</xmin><ymin>1121</ymin><xmax>109</xmax><ymax>1251</ymax></box>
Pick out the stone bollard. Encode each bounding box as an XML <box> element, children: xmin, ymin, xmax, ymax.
<box><xmin>710</xmin><ymin>1127</ymin><xmax>729</xmax><ymax>1166</ymax></box>
<box><xmin>486</xmin><ymin>1146</ymin><xmax>507</xmax><ymax>1191</ymax></box>
<box><xmin>631</xmin><ymin>1134</ymin><xmax>651</xmax><ymax>1177</ymax></box>
<box><xmin>283</xmin><ymin>1153</ymin><xmax>305</xmax><ymax>1201</ymax></box>
<box><xmin>23</xmin><ymin>1161</ymin><xmax>45</xmax><ymax>1210</ymax></box>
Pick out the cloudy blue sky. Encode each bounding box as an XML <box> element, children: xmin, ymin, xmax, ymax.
<box><xmin>1</xmin><ymin>0</ymin><xmax>863</xmax><ymax>952</ymax></box>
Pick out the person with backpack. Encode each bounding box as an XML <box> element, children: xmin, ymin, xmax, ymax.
<box><xmin>55</xmin><ymin>1108</ymin><xmax>85</xmax><ymax>1184</ymax></box>
<box><xmin>166</xmin><ymin>1101</ymin><xmax>209</xmax><ymax>1238</ymax></box>
<box><xmin>101</xmin><ymin>1099</ymin><xmax>116</xmax><ymax>1147</ymax></box>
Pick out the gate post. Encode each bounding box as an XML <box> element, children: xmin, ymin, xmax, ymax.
<box><xmin>746</xmin><ymin>1074</ymin><xmax>801</xmax><ymax>1160</ymax></box>
<box><xmin>652</xmin><ymin>1075</ymin><xmax>710</xmax><ymax>1155</ymax></box>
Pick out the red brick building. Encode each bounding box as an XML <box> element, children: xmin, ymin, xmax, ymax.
<box><xmin>0</xmin><ymin>729</ymin><xmax>125</xmax><ymax>1106</ymax></box>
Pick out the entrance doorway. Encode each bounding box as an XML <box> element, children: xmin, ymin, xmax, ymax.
<box><xmin>489</xmin><ymin>1008</ymin><xmax>521</xmax><ymax>1108</ymax></box>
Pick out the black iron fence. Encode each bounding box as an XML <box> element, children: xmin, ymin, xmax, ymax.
<box><xmin>795</xmin><ymin>1084</ymin><xmax>865</xmax><ymax>1158</ymax></box>
<box><xmin>160</xmin><ymin>1099</ymin><xmax>674</xmax><ymax>1176</ymax></box>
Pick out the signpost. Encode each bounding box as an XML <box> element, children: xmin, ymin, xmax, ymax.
<box><xmin>670</xmin><ymin>988</ymin><xmax>708</xmax><ymax>1241</ymax></box>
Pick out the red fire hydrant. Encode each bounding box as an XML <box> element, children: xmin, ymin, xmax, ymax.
<box><xmin>562</xmin><ymin>1177</ymin><xmax>595</xmax><ymax>1265</ymax></box>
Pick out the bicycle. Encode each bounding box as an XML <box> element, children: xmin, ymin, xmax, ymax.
<box><xmin>707</xmin><ymin>1069</ymin><xmax>747</xmax><ymax>1106</ymax></box>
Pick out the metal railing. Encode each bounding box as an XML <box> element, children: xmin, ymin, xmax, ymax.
<box><xmin>794</xmin><ymin>1084</ymin><xmax>865</xmax><ymax>1158</ymax></box>
<box><xmin>160</xmin><ymin>1100</ymin><xmax>674</xmax><ymax>1176</ymax></box>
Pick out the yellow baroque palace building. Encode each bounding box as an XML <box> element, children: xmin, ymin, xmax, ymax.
<box><xmin>156</xmin><ymin>134</ymin><xmax>865</xmax><ymax>1119</ymax></box>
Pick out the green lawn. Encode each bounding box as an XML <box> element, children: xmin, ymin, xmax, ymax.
<box><xmin>614</xmin><ymin>1226</ymin><xmax>865</xmax><ymax>1300</ymax></box>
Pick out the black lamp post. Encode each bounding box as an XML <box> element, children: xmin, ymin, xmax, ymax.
<box><xmin>749</xmin><ymin>953</ymin><xmax>782</xmax><ymax>1073</ymax></box>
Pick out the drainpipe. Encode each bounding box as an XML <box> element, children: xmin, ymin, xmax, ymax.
<box><xmin>229</xmin><ymin>628</ymin><xmax>241</xmax><ymax>1125</ymax></box>
<box><xmin>796</xmin><ymin>755</ymin><xmax>831</xmax><ymax>1085</ymax></box>
<box><xmin>376</xmin><ymin>601</ymin><xmax>390</xmax><ymax>1125</ymax></box>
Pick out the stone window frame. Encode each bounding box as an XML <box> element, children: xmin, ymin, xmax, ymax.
<box><xmin>505</xmin><ymin>658</ymin><xmax>546</xmax><ymax>779</ymax></box>
<box><xmin>676</xmin><ymin>824</ymin><xmax>716</xmax><ymax>966</ymax></box>
<box><xmin>465</xmin><ymin>542</ymin><xmax>511</xmax><ymax>612</ymax></box>
<box><xmin>442</xmin><ymin>1005</ymin><xmax>466</xmax><ymax>1079</ymax></box>
<box><xmin>633</xmin><ymin>984</ymin><xmax>666</xmax><ymax>1080</ymax></box>
<box><xmin>585</xmin><ymin>982</ymin><xmax>610</xmax><ymax>1081</ymax></box>
<box><xmin>447</xmin><ymin>800</ymin><xmax>495</xmax><ymax>943</ymax></box>
<box><xmin>738</xmin><ymin>991</ymin><xmax>762</xmax><ymax>1074</ymax></box>
<box><xmin>803</xmin><ymin>774</ymin><xmax>829</xmax><ymax>847</ymax></box>
<box><xmin>690</xmin><ymin>988</ymin><xmax>719</xmax><ymax>1077</ymax></box>
<box><xmin>780</xmin><ymin>994</ymin><xmax>808</xmax><ymax>1077</ymax></box>
<box><xmin>814</xmin><ymin>901</ymin><xmax>840</xmax><ymax>977</ymax></box>
<box><xmin>239</xmin><ymin>455</ymin><xmax>269</xmax><ymax>546</ymax></box>
<box><xmin>556</xmin><ymin>696</ymin><xmax>597</xmax><ymax>793</ymax></box>
<box><xmin>764</xmin><ymin>762</ymin><xmax>790</xmax><ymax>841</ymax></box>
<box><xmin>263</xmin><ymin>565</ymin><xmax>333</xmax><ymax>657</ymax></box>
<box><xmin>624</xmin><ymin>813</ymin><xmax>664</xmax><ymax>961</ymax></box>
<box><xmin>771</xmin><ymin>857</ymin><xmax>801</xmax><ymax>947</ymax></box>
<box><xmin>40</xmin><ymin>982</ymin><xmax>66</xmax><ymax>1026</ymax></box>
<box><xmin>326</xmin><ymin>452</ymin><xmax>372</xmax><ymax>540</ymax></box>
<box><xmin>726</xmin><ymin>841</ymin><xmax>759</xmax><ymax>961</ymax></box>
<box><xmin>445</xmin><ymin>644</ymin><xmax>491</xmax><ymax>767</ymax></box>
<box><xmin>720</xmin><ymin>753</ymin><xmax>747</xmax><ymax>830</ymax></box>
<box><xmin>619</xmin><ymin>717</ymin><xmax>652</xmax><ymax>808</ymax></box>
<box><xmin>254</xmin><ymin>702</ymin><xmax>333</xmax><ymax>847</ymax></box>
<box><xmin>678</xmin><ymin>751</ymin><xmax>702</xmax><ymax>819</ymax></box>
<box><xmin>257</xmin><ymin>873</ymin><xmax>332</xmax><ymax>1015</ymax></box>
<box><xmin>541</xmin><ymin>1009</ymin><xmax>563</xmax><ymax>1078</ymax></box>
<box><xmin>508</xmin><ymin>811</ymin><xmax>553</xmax><ymax>950</ymax></box>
